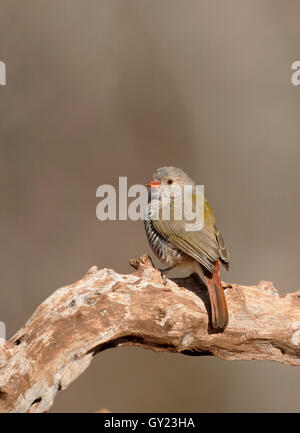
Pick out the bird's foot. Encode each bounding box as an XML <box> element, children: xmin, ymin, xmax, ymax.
<box><xmin>159</xmin><ymin>267</ymin><xmax>172</xmax><ymax>286</ymax></box>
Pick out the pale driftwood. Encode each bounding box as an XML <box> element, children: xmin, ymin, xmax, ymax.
<box><xmin>0</xmin><ymin>254</ymin><xmax>300</xmax><ymax>413</ymax></box>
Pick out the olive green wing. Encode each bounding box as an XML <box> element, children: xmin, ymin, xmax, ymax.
<box><xmin>214</xmin><ymin>224</ymin><xmax>230</xmax><ymax>270</ymax></box>
<box><xmin>153</xmin><ymin>198</ymin><xmax>220</xmax><ymax>274</ymax></box>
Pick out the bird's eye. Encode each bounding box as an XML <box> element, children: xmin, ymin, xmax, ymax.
<box><xmin>167</xmin><ymin>179</ymin><xmax>173</xmax><ymax>185</ymax></box>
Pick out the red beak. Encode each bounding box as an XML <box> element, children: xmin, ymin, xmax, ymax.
<box><xmin>146</xmin><ymin>179</ymin><xmax>161</xmax><ymax>188</ymax></box>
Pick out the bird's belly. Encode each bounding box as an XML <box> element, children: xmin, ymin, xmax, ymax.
<box><xmin>144</xmin><ymin>218</ymin><xmax>183</xmax><ymax>267</ymax></box>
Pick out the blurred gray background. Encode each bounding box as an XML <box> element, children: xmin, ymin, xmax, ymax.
<box><xmin>1</xmin><ymin>0</ymin><xmax>300</xmax><ymax>412</ymax></box>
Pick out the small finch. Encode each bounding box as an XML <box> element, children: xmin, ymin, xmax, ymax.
<box><xmin>144</xmin><ymin>166</ymin><xmax>229</xmax><ymax>331</ymax></box>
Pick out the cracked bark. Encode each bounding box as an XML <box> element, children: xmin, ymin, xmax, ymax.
<box><xmin>0</xmin><ymin>254</ymin><xmax>300</xmax><ymax>413</ymax></box>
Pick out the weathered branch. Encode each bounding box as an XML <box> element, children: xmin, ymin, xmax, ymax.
<box><xmin>1</xmin><ymin>254</ymin><xmax>300</xmax><ymax>413</ymax></box>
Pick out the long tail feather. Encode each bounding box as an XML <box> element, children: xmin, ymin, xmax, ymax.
<box><xmin>205</xmin><ymin>262</ymin><xmax>228</xmax><ymax>330</ymax></box>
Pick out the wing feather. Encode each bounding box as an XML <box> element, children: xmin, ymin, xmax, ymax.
<box><xmin>152</xmin><ymin>190</ymin><xmax>222</xmax><ymax>274</ymax></box>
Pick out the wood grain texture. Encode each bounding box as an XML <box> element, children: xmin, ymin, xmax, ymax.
<box><xmin>0</xmin><ymin>254</ymin><xmax>300</xmax><ymax>413</ymax></box>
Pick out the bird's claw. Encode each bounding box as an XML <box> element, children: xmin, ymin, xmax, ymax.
<box><xmin>159</xmin><ymin>269</ymin><xmax>168</xmax><ymax>286</ymax></box>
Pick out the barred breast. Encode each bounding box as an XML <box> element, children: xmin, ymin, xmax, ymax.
<box><xmin>144</xmin><ymin>201</ymin><xmax>183</xmax><ymax>267</ymax></box>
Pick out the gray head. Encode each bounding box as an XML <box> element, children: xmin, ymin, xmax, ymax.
<box><xmin>149</xmin><ymin>166</ymin><xmax>195</xmax><ymax>187</ymax></box>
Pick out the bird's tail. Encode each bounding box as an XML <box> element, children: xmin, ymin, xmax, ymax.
<box><xmin>205</xmin><ymin>261</ymin><xmax>229</xmax><ymax>331</ymax></box>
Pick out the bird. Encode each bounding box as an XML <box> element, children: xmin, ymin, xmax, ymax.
<box><xmin>144</xmin><ymin>166</ymin><xmax>230</xmax><ymax>331</ymax></box>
